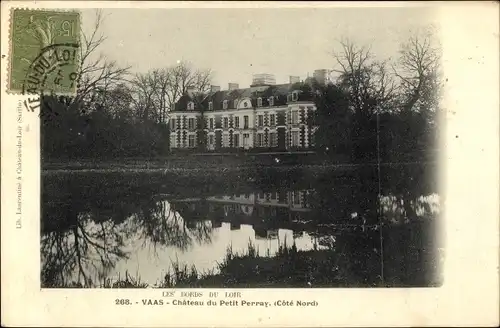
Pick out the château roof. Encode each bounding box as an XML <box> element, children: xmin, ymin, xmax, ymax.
<box><xmin>173</xmin><ymin>81</ymin><xmax>316</xmax><ymax>112</ymax></box>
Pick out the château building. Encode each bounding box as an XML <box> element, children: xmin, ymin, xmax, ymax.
<box><xmin>169</xmin><ymin>70</ymin><xmax>329</xmax><ymax>151</ymax></box>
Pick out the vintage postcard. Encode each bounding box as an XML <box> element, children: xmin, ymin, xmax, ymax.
<box><xmin>1</xmin><ymin>1</ymin><xmax>498</xmax><ymax>327</ymax></box>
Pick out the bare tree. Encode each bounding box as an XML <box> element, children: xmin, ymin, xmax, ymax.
<box><xmin>93</xmin><ymin>83</ymin><xmax>135</xmax><ymax>119</ymax></box>
<box><xmin>130</xmin><ymin>70</ymin><xmax>160</xmax><ymax>121</ymax></box>
<box><xmin>71</xmin><ymin>10</ymin><xmax>131</xmax><ymax>110</ymax></box>
<box><xmin>333</xmin><ymin>38</ymin><xmax>396</xmax><ymax>116</ymax></box>
<box><xmin>393</xmin><ymin>30</ymin><xmax>441</xmax><ymax>116</ymax></box>
<box><xmin>131</xmin><ymin>62</ymin><xmax>212</xmax><ymax>123</ymax></box>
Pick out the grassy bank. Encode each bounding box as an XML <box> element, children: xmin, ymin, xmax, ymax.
<box><xmin>41</xmin><ymin>152</ymin><xmax>351</xmax><ymax>171</ymax></box>
<box><xmin>62</xmin><ymin>236</ymin><xmax>442</xmax><ymax>289</ymax></box>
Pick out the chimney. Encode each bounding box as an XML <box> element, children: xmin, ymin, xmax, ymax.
<box><xmin>313</xmin><ymin>69</ymin><xmax>329</xmax><ymax>85</ymax></box>
<box><xmin>210</xmin><ymin>85</ymin><xmax>221</xmax><ymax>93</ymax></box>
<box><xmin>289</xmin><ymin>76</ymin><xmax>300</xmax><ymax>84</ymax></box>
<box><xmin>251</xmin><ymin>73</ymin><xmax>276</xmax><ymax>87</ymax></box>
<box><xmin>228</xmin><ymin>83</ymin><xmax>239</xmax><ymax>91</ymax></box>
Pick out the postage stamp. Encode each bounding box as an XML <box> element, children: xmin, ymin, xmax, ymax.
<box><xmin>8</xmin><ymin>9</ymin><xmax>80</xmax><ymax>95</ymax></box>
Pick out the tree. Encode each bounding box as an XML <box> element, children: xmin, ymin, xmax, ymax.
<box><xmin>131</xmin><ymin>62</ymin><xmax>213</xmax><ymax>123</ymax></box>
<box><xmin>40</xmin><ymin>10</ymin><xmax>171</xmax><ymax>160</ymax></box>
<box><xmin>388</xmin><ymin>30</ymin><xmax>442</xmax><ymax>159</ymax></box>
<box><xmin>393</xmin><ymin>29</ymin><xmax>441</xmax><ymax>117</ymax></box>
<box><xmin>333</xmin><ymin>38</ymin><xmax>396</xmax><ymax>117</ymax></box>
<box><xmin>330</xmin><ymin>39</ymin><xmax>391</xmax><ymax>161</ymax></box>
<box><xmin>40</xmin><ymin>9</ymin><xmax>131</xmax><ymax>123</ymax></box>
<box><xmin>73</xmin><ymin>10</ymin><xmax>131</xmax><ymax>111</ymax></box>
<box><xmin>313</xmin><ymin>84</ymin><xmax>352</xmax><ymax>155</ymax></box>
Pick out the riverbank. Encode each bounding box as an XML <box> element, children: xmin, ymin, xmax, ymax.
<box><xmin>42</xmin><ymin>154</ymin><xmax>435</xmax><ymax>173</ymax></box>
<box><xmin>42</xmin><ymin>152</ymin><xmax>346</xmax><ymax>171</ymax></box>
<box><xmin>87</xmin><ymin>232</ymin><xmax>443</xmax><ymax>289</ymax></box>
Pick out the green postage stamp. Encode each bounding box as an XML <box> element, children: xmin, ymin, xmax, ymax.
<box><xmin>8</xmin><ymin>9</ymin><xmax>81</xmax><ymax>95</ymax></box>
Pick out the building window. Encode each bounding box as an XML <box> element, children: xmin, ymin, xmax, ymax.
<box><xmin>291</xmin><ymin>131</ymin><xmax>299</xmax><ymax>147</ymax></box>
<box><xmin>258</xmin><ymin>115</ymin><xmax>263</xmax><ymax>127</ymax></box>
<box><xmin>292</xmin><ymin>91</ymin><xmax>298</xmax><ymax>101</ymax></box>
<box><xmin>243</xmin><ymin>133</ymin><xmax>250</xmax><ymax>147</ymax></box>
<box><xmin>234</xmin><ymin>99</ymin><xmax>238</xmax><ymax>108</ymax></box>
<box><xmin>244</xmin><ymin>101</ymin><xmax>249</xmax><ymax>108</ymax></box>
<box><xmin>257</xmin><ymin>97</ymin><xmax>262</xmax><ymax>107</ymax></box>
<box><xmin>188</xmin><ymin>118</ymin><xmax>195</xmax><ymax>130</ymax></box>
<box><xmin>270</xmin><ymin>132</ymin><xmax>277</xmax><ymax>147</ymax></box>
<box><xmin>244</xmin><ymin>115</ymin><xmax>249</xmax><ymax>129</ymax></box>
<box><xmin>188</xmin><ymin>135</ymin><xmax>195</xmax><ymax>148</ymax></box>
<box><xmin>187</xmin><ymin>102</ymin><xmax>194</xmax><ymax>110</ymax></box>
<box><xmin>235</xmin><ymin>116</ymin><xmax>240</xmax><ymax>128</ymax></box>
<box><xmin>270</xmin><ymin>114</ymin><xmax>275</xmax><ymax>126</ymax></box>
<box><xmin>269</xmin><ymin>96</ymin><xmax>274</xmax><ymax>106</ymax></box>
<box><xmin>223</xmin><ymin>100</ymin><xmax>228</xmax><ymax>110</ymax></box>
<box><xmin>209</xmin><ymin>118</ymin><xmax>214</xmax><ymax>130</ymax></box>
<box><xmin>291</xmin><ymin>111</ymin><xmax>299</xmax><ymax>124</ymax></box>
<box><xmin>222</xmin><ymin>134</ymin><xmax>229</xmax><ymax>147</ymax></box>
<box><xmin>170</xmin><ymin>118</ymin><xmax>176</xmax><ymax>130</ymax></box>
<box><xmin>209</xmin><ymin>135</ymin><xmax>214</xmax><ymax>145</ymax></box>
<box><xmin>256</xmin><ymin>133</ymin><xmax>264</xmax><ymax>147</ymax></box>
<box><xmin>208</xmin><ymin>102</ymin><xmax>213</xmax><ymax>111</ymax></box>
<box><xmin>223</xmin><ymin>117</ymin><xmax>228</xmax><ymax>129</ymax></box>
<box><xmin>234</xmin><ymin>134</ymin><xmax>240</xmax><ymax>148</ymax></box>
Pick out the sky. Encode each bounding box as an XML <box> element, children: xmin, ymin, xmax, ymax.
<box><xmin>80</xmin><ymin>6</ymin><xmax>439</xmax><ymax>88</ymax></box>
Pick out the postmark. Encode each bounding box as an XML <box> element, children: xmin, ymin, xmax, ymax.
<box><xmin>8</xmin><ymin>9</ymin><xmax>80</xmax><ymax>95</ymax></box>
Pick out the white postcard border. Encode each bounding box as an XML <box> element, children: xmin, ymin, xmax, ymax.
<box><xmin>1</xmin><ymin>1</ymin><xmax>499</xmax><ymax>327</ymax></box>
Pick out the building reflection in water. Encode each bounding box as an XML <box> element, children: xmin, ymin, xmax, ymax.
<box><xmin>170</xmin><ymin>189</ymin><xmax>315</xmax><ymax>239</ymax></box>
<box><xmin>111</xmin><ymin>189</ymin><xmax>323</xmax><ymax>284</ymax></box>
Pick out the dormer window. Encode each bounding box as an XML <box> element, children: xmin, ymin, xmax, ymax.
<box><xmin>233</xmin><ymin>100</ymin><xmax>238</xmax><ymax>108</ymax></box>
<box><xmin>257</xmin><ymin>97</ymin><xmax>262</xmax><ymax>107</ymax></box>
<box><xmin>244</xmin><ymin>101</ymin><xmax>248</xmax><ymax>108</ymax></box>
<box><xmin>208</xmin><ymin>101</ymin><xmax>213</xmax><ymax>111</ymax></box>
<box><xmin>223</xmin><ymin>100</ymin><xmax>228</xmax><ymax>110</ymax></box>
<box><xmin>269</xmin><ymin>96</ymin><xmax>274</xmax><ymax>106</ymax></box>
<box><xmin>187</xmin><ymin>101</ymin><xmax>194</xmax><ymax>110</ymax></box>
<box><xmin>290</xmin><ymin>91</ymin><xmax>299</xmax><ymax>102</ymax></box>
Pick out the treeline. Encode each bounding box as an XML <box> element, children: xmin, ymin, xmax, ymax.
<box><xmin>313</xmin><ymin>84</ymin><xmax>439</xmax><ymax>163</ymax></box>
<box><xmin>41</xmin><ymin>94</ymin><xmax>170</xmax><ymax>160</ymax></box>
<box><xmin>313</xmin><ymin>33</ymin><xmax>441</xmax><ymax>163</ymax></box>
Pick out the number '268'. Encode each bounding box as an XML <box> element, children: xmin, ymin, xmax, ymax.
<box><xmin>115</xmin><ymin>299</ymin><xmax>131</xmax><ymax>305</ymax></box>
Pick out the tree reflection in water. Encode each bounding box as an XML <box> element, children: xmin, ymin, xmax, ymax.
<box><xmin>41</xmin><ymin>173</ymin><xmax>215</xmax><ymax>287</ymax></box>
<box><xmin>132</xmin><ymin>199</ymin><xmax>213</xmax><ymax>253</ymax></box>
<box><xmin>41</xmin><ymin>212</ymin><xmax>131</xmax><ymax>287</ymax></box>
<box><xmin>41</xmin><ymin>165</ymin><xmax>442</xmax><ymax>288</ymax></box>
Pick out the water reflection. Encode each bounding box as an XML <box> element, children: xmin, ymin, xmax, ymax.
<box><xmin>41</xmin><ymin>165</ymin><xmax>442</xmax><ymax>287</ymax></box>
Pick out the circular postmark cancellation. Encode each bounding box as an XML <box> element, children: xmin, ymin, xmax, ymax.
<box><xmin>21</xmin><ymin>42</ymin><xmax>80</xmax><ymax>113</ymax></box>
<box><xmin>22</xmin><ymin>43</ymin><xmax>79</xmax><ymax>95</ymax></box>
<box><xmin>21</xmin><ymin>43</ymin><xmax>81</xmax><ymax>125</ymax></box>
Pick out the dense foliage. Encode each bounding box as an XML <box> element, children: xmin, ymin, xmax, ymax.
<box><xmin>41</xmin><ymin>93</ymin><xmax>170</xmax><ymax>160</ymax></box>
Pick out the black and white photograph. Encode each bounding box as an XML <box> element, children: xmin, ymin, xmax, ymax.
<box><xmin>38</xmin><ymin>6</ymin><xmax>444</xmax><ymax>289</ymax></box>
<box><xmin>2</xmin><ymin>1</ymin><xmax>499</xmax><ymax>327</ymax></box>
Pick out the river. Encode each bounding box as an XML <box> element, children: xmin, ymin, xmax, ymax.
<box><xmin>41</xmin><ymin>164</ymin><xmax>442</xmax><ymax>288</ymax></box>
